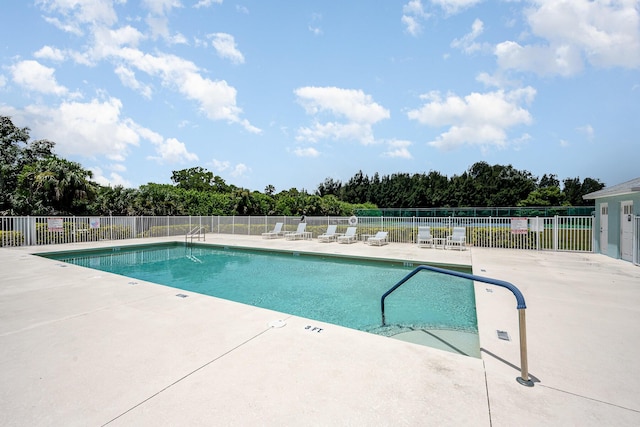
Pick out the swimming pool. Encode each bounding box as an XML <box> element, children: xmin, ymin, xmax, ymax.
<box><xmin>41</xmin><ymin>242</ymin><xmax>479</xmax><ymax>356</ymax></box>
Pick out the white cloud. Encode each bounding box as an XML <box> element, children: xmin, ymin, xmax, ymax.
<box><xmin>0</xmin><ymin>75</ymin><xmax>6</xmax><ymax>88</ymax></box>
<box><xmin>37</xmin><ymin>0</ymin><xmax>121</xmax><ymax>31</ymax></box>
<box><xmin>111</xmin><ymin>50</ymin><xmax>259</xmax><ymax>133</ymax></box>
<box><xmin>402</xmin><ymin>1</ymin><xmax>430</xmax><ymax>36</ymax></box>
<box><xmin>495</xmin><ymin>40</ymin><xmax>583</xmax><ymax>76</ymax></box>
<box><xmin>451</xmin><ymin>19</ymin><xmax>485</xmax><ymax>54</ymax></box>
<box><xmin>382</xmin><ymin>140</ymin><xmax>413</xmax><ymax>159</ymax></box>
<box><xmin>210</xmin><ymin>33</ymin><xmax>245</xmax><ymax>64</ymax></box>
<box><xmin>309</xmin><ymin>13</ymin><xmax>323</xmax><ymax>35</ymax></box>
<box><xmin>495</xmin><ymin>0</ymin><xmax>640</xmax><ymax>76</ymax></box>
<box><xmin>114</xmin><ymin>65</ymin><xmax>153</xmax><ymax>98</ymax></box>
<box><xmin>42</xmin><ymin>16</ymin><xmax>83</xmax><ymax>36</ymax></box>
<box><xmin>475</xmin><ymin>71</ymin><xmax>520</xmax><ymax>89</ymax></box>
<box><xmin>294</xmin><ymin>147</ymin><xmax>320</xmax><ymax>157</ymax></box>
<box><xmin>577</xmin><ymin>124</ymin><xmax>595</xmax><ymax>141</ymax></box>
<box><xmin>34</xmin><ymin>46</ymin><xmax>66</xmax><ymax>61</ymax></box>
<box><xmin>10</xmin><ymin>60</ymin><xmax>68</xmax><ymax>96</ymax></box>
<box><xmin>559</xmin><ymin>139</ymin><xmax>570</xmax><ymax>147</ymax></box>
<box><xmin>13</xmin><ymin>96</ymin><xmax>197</xmax><ymax>166</ymax></box>
<box><xmin>140</xmin><ymin>0</ymin><xmax>187</xmax><ymax>43</ymax></box>
<box><xmin>294</xmin><ymin>86</ymin><xmax>390</xmax><ymax>145</ymax></box>
<box><xmin>18</xmin><ymin>97</ymin><xmax>141</xmax><ymax>161</ymax></box>
<box><xmin>212</xmin><ymin>159</ymin><xmax>230</xmax><ymax>172</ymax></box>
<box><xmin>142</xmin><ymin>0</ymin><xmax>182</xmax><ymax>15</ymax></box>
<box><xmin>90</xmin><ymin>166</ymin><xmax>132</xmax><ymax>188</ymax></box>
<box><xmin>431</xmin><ymin>0</ymin><xmax>483</xmax><ymax>15</ymax></box>
<box><xmin>148</xmin><ymin>137</ymin><xmax>199</xmax><ymax>164</ymax></box>
<box><xmin>230</xmin><ymin>163</ymin><xmax>249</xmax><ymax>177</ymax></box>
<box><xmin>194</xmin><ymin>0</ymin><xmax>223</xmax><ymax>9</ymax></box>
<box><xmin>211</xmin><ymin>159</ymin><xmax>250</xmax><ymax>178</ymax></box>
<box><xmin>34</xmin><ymin>1</ymin><xmax>258</xmax><ymax>133</ymax></box>
<box><xmin>407</xmin><ymin>87</ymin><xmax>536</xmax><ymax>150</ymax></box>
<box><xmin>110</xmin><ymin>163</ymin><xmax>127</xmax><ymax>172</ymax></box>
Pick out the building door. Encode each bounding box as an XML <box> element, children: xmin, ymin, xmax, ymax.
<box><xmin>600</xmin><ymin>203</ymin><xmax>609</xmax><ymax>255</ymax></box>
<box><xmin>600</xmin><ymin>203</ymin><xmax>608</xmax><ymax>254</ymax></box>
<box><xmin>621</xmin><ymin>201</ymin><xmax>633</xmax><ymax>261</ymax></box>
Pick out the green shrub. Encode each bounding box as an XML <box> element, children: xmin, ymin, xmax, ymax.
<box><xmin>0</xmin><ymin>231</ymin><xmax>24</xmax><ymax>247</ymax></box>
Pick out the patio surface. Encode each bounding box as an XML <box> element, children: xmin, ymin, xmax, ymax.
<box><xmin>1</xmin><ymin>235</ymin><xmax>639</xmax><ymax>426</ymax></box>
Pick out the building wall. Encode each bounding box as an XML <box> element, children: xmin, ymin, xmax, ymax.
<box><xmin>594</xmin><ymin>194</ymin><xmax>640</xmax><ymax>259</ymax></box>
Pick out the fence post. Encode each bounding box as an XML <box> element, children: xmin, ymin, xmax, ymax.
<box><xmin>27</xmin><ymin>216</ymin><xmax>33</xmax><ymax>246</ymax></box>
<box><xmin>412</xmin><ymin>216</ymin><xmax>415</xmax><ymax>244</ymax></box>
<box><xmin>553</xmin><ymin>215</ymin><xmax>559</xmax><ymax>251</ymax></box>
<box><xmin>489</xmin><ymin>216</ymin><xmax>493</xmax><ymax>248</ymax></box>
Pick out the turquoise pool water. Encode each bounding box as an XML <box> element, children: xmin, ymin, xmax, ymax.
<box><xmin>42</xmin><ymin>243</ymin><xmax>478</xmax><ymax>347</ymax></box>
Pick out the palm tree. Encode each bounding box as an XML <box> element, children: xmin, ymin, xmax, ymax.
<box><xmin>17</xmin><ymin>156</ymin><xmax>97</xmax><ymax>215</ymax></box>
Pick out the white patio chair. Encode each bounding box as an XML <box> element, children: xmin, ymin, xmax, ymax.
<box><xmin>366</xmin><ymin>231</ymin><xmax>388</xmax><ymax>246</ymax></box>
<box><xmin>285</xmin><ymin>222</ymin><xmax>309</xmax><ymax>240</ymax></box>
<box><xmin>318</xmin><ymin>224</ymin><xmax>338</xmax><ymax>242</ymax></box>
<box><xmin>417</xmin><ymin>226</ymin><xmax>433</xmax><ymax>248</ymax></box>
<box><xmin>337</xmin><ymin>227</ymin><xmax>358</xmax><ymax>244</ymax></box>
<box><xmin>446</xmin><ymin>227</ymin><xmax>466</xmax><ymax>250</ymax></box>
<box><xmin>262</xmin><ymin>222</ymin><xmax>283</xmax><ymax>239</ymax></box>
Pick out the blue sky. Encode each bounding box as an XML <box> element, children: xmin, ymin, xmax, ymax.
<box><xmin>1</xmin><ymin>1</ymin><xmax>638</xmax><ymax>193</ymax></box>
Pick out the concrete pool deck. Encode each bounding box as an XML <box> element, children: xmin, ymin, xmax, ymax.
<box><xmin>1</xmin><ymin>235</ymin><xmax>639</xmax><ymax>426</ymax></box>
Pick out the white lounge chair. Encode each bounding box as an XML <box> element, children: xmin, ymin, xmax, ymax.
<box><xmin>337</xmin><ymin>227</ymin><xmax>357</xmax><ymax>244</ymax></box>
<box><xmin>318</xmin><ymin>224</ymin><xmax>338</xmax><ymax>242</ymax></box>
<box><xmin>366</xmin><ymin>231</ymin><xmax>388</xmax><ymax>246</ymax></box>
<box><xmin>446</xmin><ymin>227</ymin><xmax>466</xmax><ymax>250</ymax></box>
<box><xmin>262</xmin><ymin>222</ymin><xmax>283</xmax><ymax>239</ymax></box>
<box><xmin>417</xmin><ymin>226</ymin><xmax>433</xmax><ymax>248</ymax></box>
<box><xmin>285</xmin><ymin>222</ymin><xmax>309</xmax><ymax>240</ymax></box>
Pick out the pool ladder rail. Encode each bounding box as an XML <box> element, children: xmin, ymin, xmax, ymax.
<box><xmin>185</xmin><ymin>226</ymin><xmax>206</xmax><ymax>244</ymax></box>
<box><xmin>380</xmin><ymin>265</ymin><xmax>534</xmax><ymax>388</ymax></box>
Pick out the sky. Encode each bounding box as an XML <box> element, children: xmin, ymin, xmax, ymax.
<box><xmin>1</xmin><ymin>1</ymin><xmax>639</xmax><ymax>194</ymax></box>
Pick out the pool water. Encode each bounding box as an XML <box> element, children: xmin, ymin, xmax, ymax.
<box><xmin>43</xmin><ymin>243</ymin><xmax>479</xmax><ymax>356</ymax></box>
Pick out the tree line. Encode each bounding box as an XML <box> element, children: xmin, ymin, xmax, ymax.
<box><xmin>1</xmin><ymin>116</ymin><xmax>603</xmax><ymax>217</ymax></box>
<box><xmin>324</xmin><ymin>162</ymin><xmax>603</xmax><ymax>208</ymax></box>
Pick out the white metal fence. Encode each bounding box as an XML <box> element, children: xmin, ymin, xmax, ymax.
<box><xmin>0</xmin><ymin>215</ymin><xmax>595</xmax><ymax>253</ymax></box>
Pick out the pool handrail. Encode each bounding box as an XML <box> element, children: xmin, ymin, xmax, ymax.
<box><xmin>185</xmin><ymin>225</ymin><xmax>206</xmax><ymax>244</ymax></box>
<box><xmin>380</xmin><ymin>264</ymin><xmax>534</xmax><ymax>387</ymax></box>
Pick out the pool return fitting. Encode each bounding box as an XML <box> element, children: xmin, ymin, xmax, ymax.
<box><xmin>380</xmin><ymin>265</ymin><xmax>534</xmax><ymax>387</ymax></box>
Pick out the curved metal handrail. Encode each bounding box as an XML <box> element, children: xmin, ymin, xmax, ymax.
<box><xmin>381</xmin><ymin>264</ymin><xmax>533</xmax><ymax>387</ymax></box>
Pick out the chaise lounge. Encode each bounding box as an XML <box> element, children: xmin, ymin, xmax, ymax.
<box><xmin>262</xmin><ymin>222</ymin><xmax>283</xmax><ymax>239</ymax></box>
<box><xmin>337</xmin><ymin>227</ymin><xmax>358</xmax><ymax>244</ymax></box>
<box><xmin>318</xmin><ymin>224</ymin><xmax>338</xmax><ymax>242</ymax></box>
<box><xmin>285</xmin><ymin>222</ymin><xmax>310</xmax><ymax>240</ymax></box>
<box><xmin>365</xmin><ymin>231</ymin><xmax>388</xmax><ymax>246</ymax></box>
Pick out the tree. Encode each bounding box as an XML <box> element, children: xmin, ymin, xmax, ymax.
<box><xmin>264</xmin><ymin>184</ymin><xmax>275</xmax><ymax>196</ymax></box>
<box><xmin>316</xmin><ymin>177</ymin><xmax>342</xmax><ymax>197</ymax></box>
<box><xmin>16</xmin><ymin>156</ymin><xmax>97</xmax><ymax>215</ymax></box>
<box><xmin>88</xmin><ymin>185</ymin><xmax>138</xmax><ymax>215</ymax></box>
<box><xmin>0</xmin><ymin>116</ymin><xmax>55</xmax><ymax>214</ymax></box>
<box><xmin>563</xmin><ymin>177</ymin><xmax>604</xmax><ymax>206</ymax></box>
<box><xmin>171</xmin><ymin>167</ymin><xmax>214</xmax><ymax>192</ymax></box>
<box><xmin>518</xmin><ymin>187</ymin><xmax>567</xmax><ymax>207</ymax></box>
<box><xmin>465</xmin><ymin>162</ymin><xmax>536</xmax><ymax>207</ymax></box>
<box><xmin>539</xmin><ymin>174</ymin><xmax>560</xmax><ymax>188</ymax></box>
<box><xmin>342</xmin><ymin>170</ymin><xmax>370</xmax><ymax>204</ymax></box>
